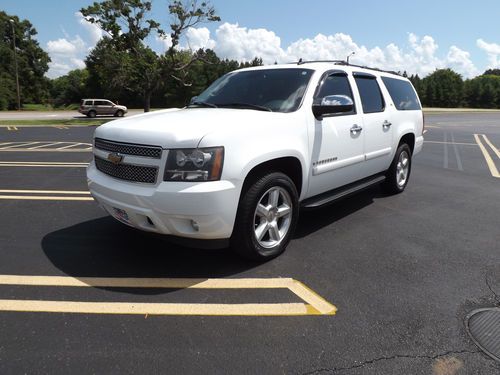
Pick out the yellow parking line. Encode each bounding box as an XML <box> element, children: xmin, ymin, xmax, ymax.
<box><xmin>474</xmin><ymin>134</ymin><xmax>500</xmax><ymax>178</ymax></box>
<box><xmin>6</xmin><ymin>126</ymin><xmax>18</xmax><ymax>131</ymax></box>
<box><xmin>481</xmin><ymin>135</ymin><xmax>500</xmax><ymax>159</ymax></box>
<box><xmin>0</xmin><ymin>196</ymin><xmax>93</xmax><ymax>201</ymax></box>
<box><xmin>0</xmin><ymin>189</ymin><xmax>90</xmax><ymax>194</ymax></box>
<box><xmin>0</xmin><ymin>300</ymin><xmax>316</xmax><ymax>316</ymax></box>
<box><xmin>0</xmin><ymin>276</ymin><xmax>337</xmax><ymax>316</ymax></box>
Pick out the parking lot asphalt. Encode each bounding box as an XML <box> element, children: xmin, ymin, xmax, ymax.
<box><xmin>0</xmin><ymin>113</ymin><xmax>499</xmax><ymax>374</ymax></box>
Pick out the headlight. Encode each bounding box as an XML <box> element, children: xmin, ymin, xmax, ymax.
<box><xmin>164</xmin><ymin>147</ymin><xmax>224</xmax><ymax>182</ymax></box>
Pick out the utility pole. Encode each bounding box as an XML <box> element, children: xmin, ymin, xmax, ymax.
<box><xmin>10</xmin><ymin>19</ymin><xmax>21</xmax><ymax>111</ymax></box>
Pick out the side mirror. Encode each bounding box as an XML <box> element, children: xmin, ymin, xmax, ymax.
<box><xmin>189</xmin><ymin>96</ymin><xmax>198</xmax><ymax>105</ymax></box>
<box><xmin>312</xmin><ymin>95</ymin><xmax>354</xmax><ymax>120</ymax></box>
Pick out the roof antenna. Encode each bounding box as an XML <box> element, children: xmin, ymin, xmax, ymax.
<box><xmin>298</xmin><ymin>58</ymin><xmax>303</xmax><ymax>65</ymax></box>
<box><xmin>347</xmin><ymin>52</ymin><xmax>355</xmax><ymax>65</ymax></box>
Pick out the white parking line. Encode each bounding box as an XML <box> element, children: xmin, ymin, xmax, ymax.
<box><xmin>0</xmin><ymin>161</ymin><xmax>89</xmax><ymax>168</ymax></box>
<box><xmin>27</xmin><ymin>142</ymin><xmax>65</xmax><ymax>150</ymax></box>
<box><xmin>0</xmin><ymin>142</ymin><xmax>40</xmax><ymax>149</ymax></box>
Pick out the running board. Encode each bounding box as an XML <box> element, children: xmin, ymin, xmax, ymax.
<box><xmin>301</xmin><ymin>175</ymin><xmax>386</xmax><ymax>209</ymax></box>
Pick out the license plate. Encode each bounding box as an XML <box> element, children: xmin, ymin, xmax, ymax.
<box><xmin>112</xmin><ymin>207</ymin><xmax>131</xmax><ymax>224</ymax></box>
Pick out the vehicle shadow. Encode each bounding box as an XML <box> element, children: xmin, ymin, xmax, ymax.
<box><xmin>294</xmin><ymin>185</ymin><xmax>383</xmax><ymax>239</ymax></box>
<box><xmin>41</xmin><ymin>216</ymin><xmax>255</xmax><ymax>295</ymax></box>
<box><xmin>41</xmin><ymin>186</ymin><xmax>384</xmax><ymax>295</ymax></box>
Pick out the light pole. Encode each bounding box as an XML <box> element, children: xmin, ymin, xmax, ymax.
<box><xmin>347</xmin><ymin>52</ymin><xmax>355</xmax><ymax>65</ymax></box>
<box><xmin>10</xmin><ymin>19</ymin><xmax>21</xmax><ymax>111</ymax></box>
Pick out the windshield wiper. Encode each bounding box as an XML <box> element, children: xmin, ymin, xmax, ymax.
<box><xmin>217</xmin><ymin>103</ymin><xmax>272</xmax><ymax>112</ymax></box>
<box><xmin>188</xmin><ymin>101</ymin><xmax>218</xmax><ymax>108</ymax></box>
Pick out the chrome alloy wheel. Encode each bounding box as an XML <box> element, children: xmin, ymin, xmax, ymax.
<box><xmin>396</xmin><ymin>150</ymin><xmax>410</xmax><ymax>187</ymax></box>
<box><xmin>253</xmin><ymin>187</ymin><xmax>293</xmax><ymax>248</ymax></box>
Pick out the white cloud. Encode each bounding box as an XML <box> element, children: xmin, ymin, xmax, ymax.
<box><xmin>477</xmin><ymin>39</ymin><xmax>500</xmax><ymax>68</ymax></box>
<box><xmin>185</xmin><ymin>27</ymin><xmax>216</xmax><ymax>51</ymax></box>
<box><xmin>177</xmin><ymin>24</ymin><xmax>481</xmax><ymax>78</ymax></box>
<box><xmin>446</xmin><ymin>46</ymin><xmax>479</xmax><ymax>78</ymax></box>
<box><xmin>76</xmin><ymin>12</ymin><xmax>104</xmax><ymax>46</ymax></box>
<box><xmin>46</xmin><ymin>13</ymin><xmax>104</xmax><ymax>78</ymax></box>
<box><xmin>214</xmin><ymin>23</ymin><xmax>286</xmax><ymax>63</ymax></box>
<box><xmin>156</xmin><ymin>34</ymin><xmax>173</xmax><ymax>52</ymax></box>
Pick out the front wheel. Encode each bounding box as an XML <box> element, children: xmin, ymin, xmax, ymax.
<box><xmin>382</xmin><ymin>143</ymin><xmax>412</xmax><ymax>194</ymax></box>
<box><xmin>115</xmin><ymin>110</ymin><xmax>124</xmax><ymax>117</ymax></box>
<box><xmin>231</xmin><ymin>172</ymin><xmax>299</xmax><ymax>261</ymax></box>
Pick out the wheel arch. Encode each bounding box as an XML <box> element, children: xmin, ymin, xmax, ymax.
<box><xmin>240</xmin><ymin>156</ymin><xmax>305</xmax><ymax>201</ymax></box>
<box><xmin>399</xmin><ymin>132</ymin><xmax>415</xmax><ymax>154</ymax></box>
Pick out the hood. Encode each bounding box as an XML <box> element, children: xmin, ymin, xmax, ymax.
<box><xmin>94</xmin><ymin>107</ymin><xmax>289</xmax><ymax>149</ymax></box>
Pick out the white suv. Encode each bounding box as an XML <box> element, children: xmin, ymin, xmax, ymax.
<box><xmin>87</xmin><ymin>62</ymin><xmax>424</xmax><ymax>260</ymax></box>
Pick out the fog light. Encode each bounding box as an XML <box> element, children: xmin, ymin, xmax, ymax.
<box><xmin>191</xmin><ymin>220</ymin><xmax>199</xmax><ymax>231</ymax></box>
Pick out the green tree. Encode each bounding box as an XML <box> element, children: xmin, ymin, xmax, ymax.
<box><xmin>81</xmin><ymin>0</ymin><xmax>220</xmax><ymax>112</ymax></box>
<box><xmin>421</xmin><ymin>69</ymin><xmax>464</xmax><ymax>107</ymax></box>
<box><xmin>50</xmin><ymin>69</ymin><xmax>90</xmax><ymax>106</ymax></box>
<box><xmin>0</xmin><ymin>11</ymin><xmax>50</xmax><ymax>109</ymax></box>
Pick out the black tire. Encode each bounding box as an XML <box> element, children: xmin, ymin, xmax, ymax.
<box><xmin>231</xmin><ymin>172</ymin><xmax>299</xmax><ymax>261</ymax></box>
<box><xmin>88</xmin><ymin>110</ymin><xmax>97</xmax><ymax>118</ymax></box>
<box><xmin>382</xmin><ymin>143</ymin><xmax>412</xmax><ymax>195</ymax></box>
<box><xmin>115</xmin><ymin>110</ymin><xmax>124</xmax><ymax>117</ymax></box>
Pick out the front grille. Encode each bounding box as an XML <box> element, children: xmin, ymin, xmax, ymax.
<box><xmin>94</xmin><ymin>138</ymin><xmax>162</xmax><ymax>159</ymax></box>
<box><xmin>95</xmin><ymin>156</ymin><xmax>158</xmax><ymax>184</ymax></box>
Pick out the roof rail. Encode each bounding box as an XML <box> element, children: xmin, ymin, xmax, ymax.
<box><xmin>295</xmin><ymin>59</ymin><xmax>401</xmax><ymax>76</ymax></box>
<box><xmin>297</xmin><ymin>59</ymin><xmax>345</xmax><ymax>65</ymax></box>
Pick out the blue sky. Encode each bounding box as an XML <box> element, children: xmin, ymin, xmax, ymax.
<box><xmin>2</xmin><ymin>0</ymin><xmax>500</xmax><ymax>78</ymax></box>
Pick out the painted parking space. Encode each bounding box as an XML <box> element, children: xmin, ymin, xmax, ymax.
<box><xmin>0</xmin><ymin>141</ymin><xmax>92</xmax><ymax>152</ymax></box>
<box><xmin>0</xmin><ymin>275</ymin><xmax>336</xmax><ymax>316</ymax></box>
<box><xmin>0</xmin><ymin>189</ymin><xmax>93</xmax><ymax>201</ymax></box>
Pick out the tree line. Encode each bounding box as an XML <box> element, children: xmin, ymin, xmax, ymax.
<box><xmin>2</xmin><ymin>2</ymin><xmax>500</xmax><ymax>111</ymax></box>
<box><xmin>408</xmin><ymin>68</ymin><xmax>500</xmax><ymax>109</ymax></box>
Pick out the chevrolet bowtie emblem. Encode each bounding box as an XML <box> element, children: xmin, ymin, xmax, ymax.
<box><xmin>107</xmin><ymin>152</ymin><xmax>123</xmax><ymax>164</ymax></box>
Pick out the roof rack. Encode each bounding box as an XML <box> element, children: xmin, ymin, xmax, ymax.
<box><xmin>295</xmin><ymin>59</ymin><xmax>401</xmax><ymax>76</ymax></box>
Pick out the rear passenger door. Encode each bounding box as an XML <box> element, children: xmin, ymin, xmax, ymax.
<box><xmin>354</xmin><ymin>73</ymin><xmax>394</xmax><ymax>173</ymax></box>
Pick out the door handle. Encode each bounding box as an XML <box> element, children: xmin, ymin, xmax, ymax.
<box><xmin>350</xmin><ymin>124</ymin><xmax>363</xmax><ymax>134</ymax></box>
<box><xmin>383</xmin><ymin>120</ymin><xmax>392</xmax><ymax>128</ymax></box>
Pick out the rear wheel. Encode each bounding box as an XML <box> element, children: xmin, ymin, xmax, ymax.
<box><xmin>87</xmin><ymin>110</ymin><xmax>97</xmax><ymax>118</ymax></box>
<box><xmin>382</xmin><ymin>143</ymin><xmax>412</xmax><ymax>194</ymax></box>
<box><xmin>231</xmin><ymin>172</ymin><xmax>299</xmax><ymax>261</ymax></box>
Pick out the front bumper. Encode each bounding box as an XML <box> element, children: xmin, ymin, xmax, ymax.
<box><xmin>87</xmin><ymin>161</ymin><xmax>240</xmax><ymax>240</ymax></box>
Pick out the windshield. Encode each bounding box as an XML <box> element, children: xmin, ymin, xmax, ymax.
<box><xmin>193</xmin><ymin>68</ymin><xmax>314</xmax><ymax>113</ymax></box>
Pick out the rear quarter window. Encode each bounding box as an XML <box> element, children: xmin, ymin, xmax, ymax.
<box><xmin>382</xmin><ymin>77</ymin><xmax>421</xmax><ymax>110</ymax></box>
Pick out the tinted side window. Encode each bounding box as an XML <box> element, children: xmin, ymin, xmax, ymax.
<box><xmin>84</xmin><ymin>100</ymin><xmax>93</xmax><ymax>106</ymax></box>
<box><xmin>382</xmin><ymin>77</ymin><xmax>421</xmax><ymax>110</ymax></box>
<box><xmin>94</xmin><ymin>101</ymin><xmax>109</xmax><ymax>106</ymax></box>
<box><xmin>318</xmin><ymin>74</ymin><xmax>354</xmax><ymax>99</ymax></box>
<box><xmin>354</xmin><ymin>77</ymin><xmax>384</xmax><ymax>113</ymax></box>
